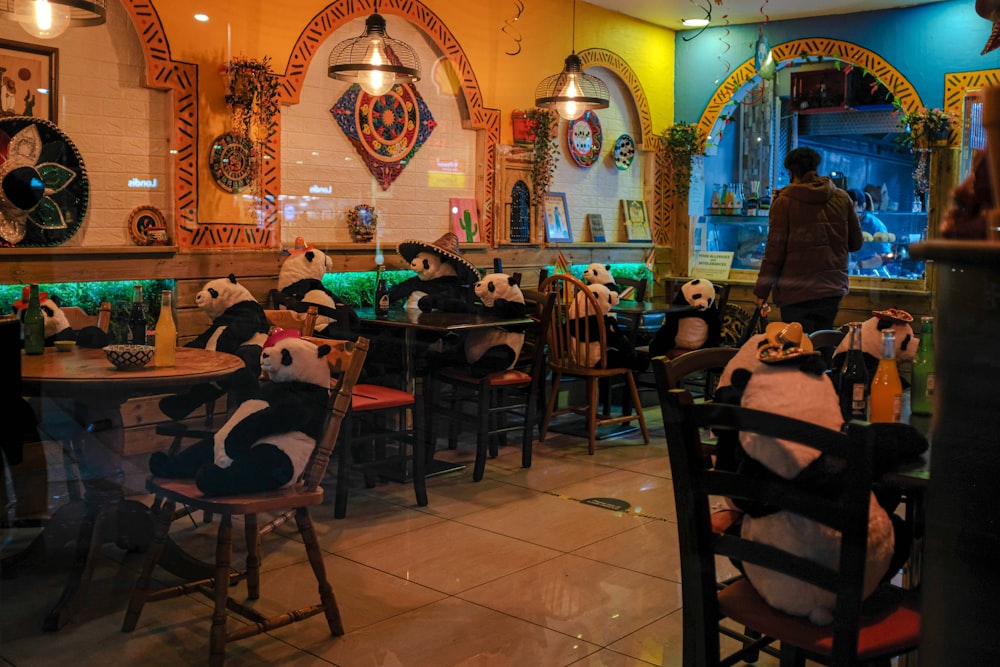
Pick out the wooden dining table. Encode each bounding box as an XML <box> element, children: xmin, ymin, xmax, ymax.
<box><xmin>8</xmin><ymin>345</ymin><xmax>245</xmax><ymax>631</ymax></box>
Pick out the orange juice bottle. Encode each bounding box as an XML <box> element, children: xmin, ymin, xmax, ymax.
<box><xmin>869</xmin><ymin>330</ymin><xmax>902</xmax><ymax>422</ymax></box>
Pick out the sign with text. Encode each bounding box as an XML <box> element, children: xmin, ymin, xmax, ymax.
<box><xmin>691</xmin><ymin>251</ymin><xmax>734</xmax><ymax>282</ymax></box>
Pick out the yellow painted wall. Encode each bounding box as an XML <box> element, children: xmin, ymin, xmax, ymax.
<box><xmin>150</xmin><ymin>1</ymin><xmax>675</xmax><ymax>223</ymax></box>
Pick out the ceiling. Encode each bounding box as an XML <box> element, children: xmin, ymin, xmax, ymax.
<box><xmin>585</xmin><ymin>0</ymin><xmax>949</xmax><ymax>29</ymax></box>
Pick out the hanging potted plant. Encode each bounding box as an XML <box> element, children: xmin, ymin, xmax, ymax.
<box><xmin>895</xmin><ymin>105</ymin><xmax>957</xmax><ymax>197</ymax></box>
<box><xmin>526</xmin><ymin>108</ymin><xmax>559</xmax><ymax>206</ymax></box>
<box><xmin>661</xmin><ymin>121</ymin><xmax>706</xmax><ymax>198</ymax></box>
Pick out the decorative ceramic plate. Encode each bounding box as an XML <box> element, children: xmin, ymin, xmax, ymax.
<box><xmin>128</xmin><ymin>205</ymin><xmax>168</xmax><ymax>246</ymax></box>
<box><xmin>209</xmin><ymin>132</ymin><xmax>255</xmax><ymax>194</ymax></box>
<box><xmin>567</xmin><ymin>110</ymin><xmax>602</xmax><ymax>168</ymax></box>
<box><xmin>613</xmin><ymin>134</ymin><xmax>636</xmax><ymax>171</ymax></box>
<box><xmin>0</xmin><ymin>116</ymin><xmax>89</xmax><ymax>247</ymax></box>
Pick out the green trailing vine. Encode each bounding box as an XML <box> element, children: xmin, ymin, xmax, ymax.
<box><xmin>223</xmin><ymin>55</ymin><xmax>280</xmax><ymax>143</ymax></box>
<box><xmin>526</xmin><ymin>108</ymin><xmax>559</xmax><ymax>206</ymax></box>
<box><xmin>661</xmin><ymin>121</ymin><xmax>706</xmax><ymax>198</ymax></box>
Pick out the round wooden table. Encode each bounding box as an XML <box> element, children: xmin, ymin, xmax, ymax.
<box><xmin>11</xmin><ymin>346</ymin><xmax>244</xmax><ymax>631</ymax></box>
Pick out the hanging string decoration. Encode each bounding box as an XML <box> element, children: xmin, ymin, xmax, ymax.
<box><xmin>681</xmin><ymin>0</ymin><xmax>712</xmax><ymax>42</ymax></box>
<box><xmin>716</xmin><ymin>2</ymin><xmax>731</xmax><ymax>79</ymax></box>
<box><xmin>502</xmin><ymin>0</ymin><xmax>525</xmax><ymax>56</ymax></box>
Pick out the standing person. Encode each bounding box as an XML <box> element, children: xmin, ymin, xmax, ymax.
<box><xmin>847</xmin><ymin>188</ymin><xmax>891</xmax><ymax>276</ymax></box>
<box><xmin>753</xmin><ymin>147</ymin><xmax>863</xmax><ymax>332</ymax></box>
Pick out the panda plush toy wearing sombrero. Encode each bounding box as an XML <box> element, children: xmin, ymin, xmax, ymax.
<box><xmin>388</xmin><ymin>232</ymin><xmax>478</xmax><ymax>313</ymax></box>
<box><xmin>831</xmin><ymin>308</ymin><xmax>920</xmax><ymax>389</ymax></box>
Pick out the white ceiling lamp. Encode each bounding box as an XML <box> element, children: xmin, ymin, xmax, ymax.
<box><xmin>2</xmin><ymin>0</ymin><xmax>106</xmax><ymax>40</ymax></box>
<box><xmin>327</xmin><ymin>3</ymin><xmax>420</xmax><ymax>97</ymax></box>
<box><xmin>534</xmin><ymin>0</ymin><xmax>609</xmax><ymax>122</ymax></box>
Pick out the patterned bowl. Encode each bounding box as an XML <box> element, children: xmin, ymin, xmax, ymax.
<box><xmin>104</xmin><ymin>344</ymin><xmax>155</xmax><ymax>370</ymax></box>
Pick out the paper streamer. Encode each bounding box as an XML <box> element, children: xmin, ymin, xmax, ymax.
<box><xmin>502</xmin><ymin>0</ymin><xmax>525</xmax><ymax>56</ymax></box>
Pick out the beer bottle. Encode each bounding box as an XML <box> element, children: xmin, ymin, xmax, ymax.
<box><xmin>375</xmin><ymin>265</ymin><xmax>389</xmax><ymax>317</ymax></box>
<box><xmin>837</xmin><ymin>322</ymin><xmax>869</xmax><ymax>422</ymax></box>
<box><xmin>910</xmin><ymin>316</ymin><xmax>935</xmax><ymax>415</ymax></box>
<box><xmin>870</xmin><ymin>330</ymin><xmax>903</xmax><ymax>422</ymax></box>
<box><xmin>127</xmin><ymin>285</ymin><xmax>147</xmax><ymax>345</ymax></box>
<box><xmin>23</xmin><ymin>284</ymin><xmax>45</xmax><ymax>355</ymax></box>
<box><xmin>154</xmin><ymin>290</ymin><xmax>176</xmax><ymax>367</ymax></box>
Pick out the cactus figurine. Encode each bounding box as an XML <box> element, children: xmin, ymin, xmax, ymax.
<box><xmin>459</xmin><ymin>208</ymin><xmax>479</xmax><ymax>242</ymax></box>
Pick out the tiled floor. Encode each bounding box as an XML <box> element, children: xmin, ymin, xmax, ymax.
<box><xmin>0</xmin><ymin>406</ymin><xmax>780</xmax><ymax>667</ymax></box>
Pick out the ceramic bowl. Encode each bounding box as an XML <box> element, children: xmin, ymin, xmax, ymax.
<box><xmin>103</xmin><ymin>344</ymin><xmax>155</xmax><ymax>370</ymax></box>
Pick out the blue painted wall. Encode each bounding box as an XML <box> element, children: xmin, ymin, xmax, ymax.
<box><xmin>673</xmin><ymin>0</ymin><xmax>992</xmax><ymax>124</ymax></box>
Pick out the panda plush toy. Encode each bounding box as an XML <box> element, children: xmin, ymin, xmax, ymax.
<box><xmin>11</xmin><ymin>286</ymin><xmax>109</xmax><ymax>348</ymax></box>
<box><xmin>269</xmin><ymin>237</ymin><xmax>359</xmax><ymax>338</ymax></box>
<box><xmin>648</xmin><ymin>277</ymin><xmax>722</xmax><ymax>358</ymax></box>
<box><xmin>463</xmin><ymin>273</ymin><xmax>528</xmax><ymax>377</ymax></box>
<box><xmin>567</xmin><ymin>283</ymin><xmax>644</xmax><ymax>371</ymax></box>
<box><xmin>713</xmin><ymin>321</ymin><xmax>927</xmax><ymax>625</ymax></box>
<box><xmin>387</xmin><ymin>232</ymin><xmax>478</xmax><ymax>313</ymax></box>
<box><xmin>158</xmin><ymin>274</ymin><xmax>271</xmax><ymax>420</ymax></box>
<box><xmin>582</xmin><ymin>263</ymin><xmax>619</xmax><ymax>294</ymax></box>
<box><xmin>831</xmin><ymin>308</ymin><xmax>919</xmax><ymax>387</ymax></box>
<box><xmin>149</xmin><ymin>336</ymin><xmax>332</xmax><ymax>496</ymax></box>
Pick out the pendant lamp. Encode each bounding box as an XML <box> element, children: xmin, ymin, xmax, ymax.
<box><xmin>327</xmin><ymin>8</ymin><xmax>420</xmax><ymax>97</ymax></box>
<box><xmin>534</xmin><ymin>0</ymin><xmax>609</xmax><ymax>121</ymax></box>
<box><xmin>2</xmin><ymin>0</ymin><xmax>106</xmax><ymax>40</ymax></box>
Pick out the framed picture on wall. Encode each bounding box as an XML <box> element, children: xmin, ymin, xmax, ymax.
<box><xmin>587</xmin><ymin>213</ymin><xmax>606</xmax><ymax>242</ymax></box>
<box><xmin>543</xmin><ymin>192</ymin><xmax>572</xmax><ymax>243</ymax></box>
<box><xmin>449</xmin><ymin>198</ymin><xmax>480</xmax><ymax>243</ymax></box>
<box><xmin>0</xmin><ymin>39</ymin><xmax>58</xmax><ymax>122</ymax></box>
<box><xmin>622</xmin><ymin>199</ymin><xmax>651</xmax><ymax>242</ymax></box>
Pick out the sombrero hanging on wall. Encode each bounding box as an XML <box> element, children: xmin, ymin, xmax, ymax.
<box><xmin>0</xmin><ymin>116</ymin><xmax>89</xmax><ymax>247</ymax></box>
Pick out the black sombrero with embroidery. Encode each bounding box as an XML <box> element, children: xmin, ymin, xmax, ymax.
<box><xmin>397</xmin><ymin>232</ymin><xmax>479</xmax><ymax>283</ymax></box>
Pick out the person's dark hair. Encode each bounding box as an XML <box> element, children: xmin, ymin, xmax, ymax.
<box><xmin>784</xmin><ymin>147</ymin><xmax>822</xmax><ymax>179</ymax></box>
<box><xmin>847</xmin><ymin>188</ymin><xmax>865</xmax><ymax>206</ymax></box>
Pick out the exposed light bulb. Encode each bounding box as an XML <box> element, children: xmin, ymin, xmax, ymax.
<box><xmin>14</xmin><ymin>0</ymin><xmax>71</xmax><ymax>39</ymax></box>
<box><xmin>359</xmin><ymin>38</ymin><xmax>396</xmax><ymax>96</ymax></box>
<box><xmin>555</xmin><ymin>74</ymin><xmax>583</xmax><ymax>121</ymax></box>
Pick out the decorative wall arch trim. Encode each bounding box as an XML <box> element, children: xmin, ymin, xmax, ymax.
<box><xmin>122</xmin><ymin>0</ymin><xmax>200</xmax><ymax>246</ymax></box>
<box><xmin>280</xmin><ymin>0</ymin><xmax>501</xmax><ymax>244</ymax></box>
<box><xmin>696</xmin><ymin>38</ymin><xmax>923</xmax><ymax>151</ymax></box>
<box><xmin>944</xmin><ymin>68</ymin><xmax>1000</xmax><ymax>136</ymax></box>
<box><xmin>577</xmin><ymin>48</ymin><xmax>655</xmax><ymax>149</ymax></box>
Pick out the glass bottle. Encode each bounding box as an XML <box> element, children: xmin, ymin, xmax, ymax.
<box><xmin>870</xmin><ymin>330</ymin><xmax>903</xmax><ymax>422</ymax></box>
<box><xmin>837</xmin><ymin>321</ymin><xmax>869</xmax><ymax>422</ymax></box>
<box><xmin>910</xmin><ymin>316</ymin><xmax>935</xmax><ymax>415</ymax></box>
<box><xmin>154</xmin><ymin>290</ymin><xmax>176</xmax><ymax>367</ymax></box>
<box><xmin>375</xmin><ymin>265</ymin><xmax>389</xmax><ymax>317</ymax></box>
<box><xmin>127</xmin><ymin>285</ymin><xmax>147</xmax><ymax>345</ymax></box>
<box><xmin>23</xmin><ymin>284</ymin><xmax>45</xmax><ymax>355</ymax></box>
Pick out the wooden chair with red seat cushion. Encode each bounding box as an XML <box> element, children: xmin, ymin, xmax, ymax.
<box><xmin>122</xmin><ymin>336</ymin><xmax>370</xmax><ymax>666</ymax></box>
<box><xmin>655</xmin><ymin>384</ymin><xmax>920</xmax><ymax>666</ymax></box>
<box><xmin>422</xmin><ymin>290</ymin><xmax>555</xmax><ymax>481</ymax></box>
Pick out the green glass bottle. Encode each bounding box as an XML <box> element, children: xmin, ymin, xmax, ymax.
<box><xmin>910</xmin><ymin>316</ymin><xmax>935</xmax><ymax>416</ymax></box>
<box><xmin>23</xmin><ymin>284</ymin><xmax>45</xmax><ymax>355</ymax></box>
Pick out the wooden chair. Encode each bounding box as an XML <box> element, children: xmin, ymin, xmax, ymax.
<box><xmin>61</xmin><ymin>301</ymin><xmax>112</xmax><ymax>332</ymax></box>
<box><xmin>264</xmin><ymin>305</ymin><xmax>318</xmax><ymax>336</ymax></box>
<box><xmin>655</xmin><ymin>385</ymin><xmax>921</xmax><ymax>666</ymax></box>
<box><xmin>538</xmin><ymin>273</ymin><xmax>649</xmax><ymax>455</ymax></box>
<box><xmin>614</xmin><ymin>276</ymin><xmax>648</xmax><ymax>302</ymax></box>
<box><xmin>422</xmin><ymin>290</ymin><xmax>555</xmax><ymax>480</ymax></box>
<box><xmin>122</xmin><ymin>336</ymin><xmax>369</xmax><ymax>666</ymax></box>
<box><xmin>659</xmin><ymin>346</ymin><xmax>738</xmax><ymax>402</ymax></box>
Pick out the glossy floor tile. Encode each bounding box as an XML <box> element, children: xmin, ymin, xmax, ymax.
<box><xmin>0</xmin><ymin>406</ymin><xmax>788</xmax><ymax>666</ymax></box>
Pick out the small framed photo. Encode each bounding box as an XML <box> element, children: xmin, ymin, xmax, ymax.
<box><xmin>0</xmin><ymin>39</ymin><xmax>58</xmax><ymax>123</ymax></box>
<box><xmin>543</xmin><ymin>192</ymin><xmax>573</xmax><ymax>243</ymax></box>
<box><xmin>449</xmin><ymin>198</ymin><xmax>481</xmax><ymax>243</ymax></box>
<box><xmin>623</xmin><ymin>199</ymin><xmax>652</xmax><ymax>242</ymax></box>
<box><xmin>587</xmin><ymin>213</ymin><xmax>606</xmax><ymax>242</ymax></box>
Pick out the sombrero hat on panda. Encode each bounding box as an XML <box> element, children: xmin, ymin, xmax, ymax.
<box><xmin>757</xmin><ymin>321</ymin><xmax>820</xmax><ymax>364</ymax></box>
<box><xmin>397</xmin><ymin>232</ymin><xmax>479</xmax><ymax>283</ymax></box>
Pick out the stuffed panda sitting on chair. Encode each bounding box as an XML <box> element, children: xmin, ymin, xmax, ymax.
<box><xmin>268</xmin><ymin>237</ymin><xmax>359</xmax><ymax>338</ymax></box>
<box><xmin>387</xmin><ymin>232</ymin><xmax>478</xmax><ymax>313</ymax></box>
<box><xmin>567</xmin><ymin>283</ymin><xmax>644</xmax><ymax>371</ymax></box>
<box><xmin>158</xmin><ymin>274</ymin><xmax>270</xmax><ymax>420</ymax></box>
<box><xmin>11</xmin><ymin>286</ymin><xmax>109</xmax><ymax>348</ymax></box>
<box><xmin>149</xmin><ymin>336</ymin><xmax>332</xmax><ymax>496</ymax></box>
<box><xmin>649</xmin><ymin>277</ymin><xmax>722</xmax><ymax>358</ymax></box>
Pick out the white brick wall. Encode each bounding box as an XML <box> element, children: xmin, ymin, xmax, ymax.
<box><xmin>0</xmin><ymin>0</ymin><xmax>170</xmax><ymax>248</ymax></box>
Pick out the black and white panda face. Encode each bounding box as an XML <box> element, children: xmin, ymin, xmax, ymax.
<box><xmin>474</xmin><ymin>273</ymin><xmax>522</xmax><ymax>308</ymax></box>
<box><xmin>278</xmin><ymin>248</ymin><xmax>334</xmax><ymax>289</ymax></box>
<box><xmin>682</xmin><ymin>278</ymin><xmax>716</xmax><ymax>311</ymax></box>
<box><xmin>260</xmin><ymin>337</ymin><xmax>332</xmax><ymax>389</ymax></box>
<box><xmin>582</xmin><ymin>263</ymin><xmax>613</xmax><ymax>286</ymax></box>
<box><xmin>195</xmin><ymin>273</ymin><xmax>255</xmax><ymax>320</ymax></box>
<box><xmin>16</xmin><ymin>293</ymin><xmax>70</xmax><ymax>339</ymax></box>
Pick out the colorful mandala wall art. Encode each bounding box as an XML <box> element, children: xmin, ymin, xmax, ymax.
<box><xmin>0</xmin><ymin>117</ymin><xmax>89</xmax><ymax>248</ymax></box>
<box><xmin>331</xmin><ymin>83</ymin><xmax>436</xmax><ymax>190</ymax></box>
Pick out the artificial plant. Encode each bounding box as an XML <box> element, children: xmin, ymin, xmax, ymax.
<box><xmin>895</xmin><ymin>105</ymin><xmax>957</xmax><ymax>195</ymax></box>
<box><xmin>223</xmin><ymin>55</ymin><xmax>280</xmax><ymax>142</ymax></box>
<box><xmin>527</xmin><ymin>108</ymin><xmax>559</xmax><ymax>206</ymax></box>
<box><xmin>661</xmin><ymin>121</ymin><xmax>706</xmax><ymax>199</ymax></box>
